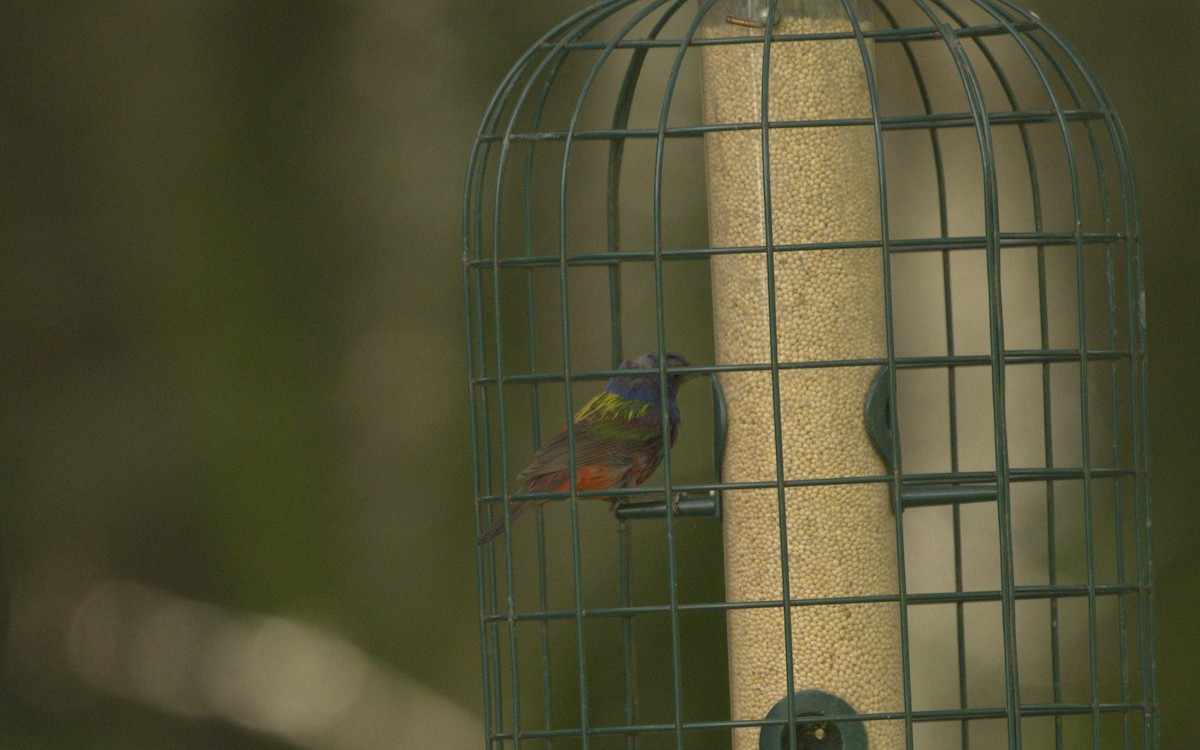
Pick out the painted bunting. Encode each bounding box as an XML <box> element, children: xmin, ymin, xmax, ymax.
<box><xmin>477</xmin><ymin>351</ymin><xmax>696</xmax><ymax>544</ymax></box>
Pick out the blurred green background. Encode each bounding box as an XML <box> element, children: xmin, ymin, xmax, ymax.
<box><xmin>1</xmin><ymin>2</ymin><xmax>1194</xmax><ymax>748</ymax></box>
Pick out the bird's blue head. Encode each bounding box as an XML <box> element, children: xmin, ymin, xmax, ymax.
<box><xmin>604</xmin><ymin>351</ymin><xmax>696</xmax><ymax>405</ymax></box>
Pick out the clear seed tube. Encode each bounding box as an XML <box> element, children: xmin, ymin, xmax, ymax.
<box><xmin>699</xmin><ymin>2</ymin><xmax>904</xmax><ymax>747</ymax></box>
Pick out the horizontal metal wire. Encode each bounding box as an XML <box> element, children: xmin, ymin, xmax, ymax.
<box><xmin>471</xmin><ymin>350</ymin><xmax>1135</xmax><ymax>388</ymax></box>
<box><xmin>476</xmin><ymin>466</ymin><xmax>1135</xmax><ymax>507</ymax></box>
<box><xmin>468</xmin><ymin>232</ymin><xmax>1126</xmax><ymax>268</ymax></box>
<box><xmin>537</xmin><ymin>19</ymin><xmax>1042</xmax><ymax>52</ymax></box>
<box><xmin>490</xmin><ymin>700</ymin><xmax>1148</xmax><ymax>742</ymax></box>
<box><xmin>482</xmin><ymin>582</ymin><xmax>1140</xmax><ymax>624</ymax></box>
<box><xmin>479</xmin><ymin>107</ymin><xmax>1111</xmax><ymax>143</ymax></box>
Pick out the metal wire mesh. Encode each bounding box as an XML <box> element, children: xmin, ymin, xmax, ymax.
<box><xmin>462</xmin><ymin>1</ymin><xmax>1156</xmax><ymax>748</ymax></box>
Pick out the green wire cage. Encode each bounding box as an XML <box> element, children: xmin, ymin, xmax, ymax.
<box><xmin>463</xmin><ymin>1</ymin><xmax>1156</xmax><ymax>748</ymax></box>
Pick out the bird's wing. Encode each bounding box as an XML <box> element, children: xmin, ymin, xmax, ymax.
<box><xmin>516</xmin><ymin>392</ymin><xmax>666</xmax><ymax>490</ymax></box>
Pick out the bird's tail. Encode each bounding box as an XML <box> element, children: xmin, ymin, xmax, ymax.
<box><xmin>477</xmin><ymin>500</ymin><xmax>541</xmax><ymax>545</ymax></box>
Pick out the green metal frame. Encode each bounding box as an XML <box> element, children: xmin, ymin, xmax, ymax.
<box><xmin>462</xmin><ymin>1</ymin><xmax>1156</xmax><ymax>748</ymax></box>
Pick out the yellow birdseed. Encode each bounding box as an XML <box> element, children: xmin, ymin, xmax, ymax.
<box><xmin>700</xmin><ymin>14</ymin><xmax>904</xmax><ymax>750</ymax></box>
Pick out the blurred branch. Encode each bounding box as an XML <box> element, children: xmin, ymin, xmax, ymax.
<box><xmin>8</xmin><ymin>580</ymin><xmax>481</xmax><ymax>750</ymax></box>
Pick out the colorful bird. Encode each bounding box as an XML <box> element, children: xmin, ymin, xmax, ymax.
<box><xmin>477</xmin><ymin>351</ymin><xmax>697</xmax><ymax>544</ymax></box>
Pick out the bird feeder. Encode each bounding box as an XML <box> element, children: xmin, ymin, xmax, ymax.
<box><xmin>464</xmin><ymin>1</ymin><xmax>1157</xmax><ymax>749</ymax></box>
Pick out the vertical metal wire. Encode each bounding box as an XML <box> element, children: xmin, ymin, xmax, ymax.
<box><xmin>522</xmin><ymin>39</ymin><xmax>568</xmax><ymax>750</ymax></box>
<box><xmin>873</xmin><ymin>4</ymin><xmax>971</xmax><ymax>745</ymax></box>
<box><xmin>493</xmin><ymin>88</ymin><xmax>525</xmax><ymax>750</ymax></box>
<box><xmin>756</xmin><ymin>3</ymin><xmax>800</xmax><ymax>748</ymax></box>
<box><xmin>463</xmin><ymin>178</ymin><xmax>493</xmax><ymax>746</ymax></box>
<box><xmin>909</xmin><ymin>2</ymin><xmax>1022</xmax><ymax>746</ymax></box>
<box><xmin>467</xmin><ymin>89</ymin><xmax>508</xmax><ymax>735</ymax></box>
<box><xmin>592</xmin><ymin>5</ymin><xmax>695</xmax><ymax>745</ymax></box>
<box><xmin>969</xmin><ymin>8</ymin><xmax>1101</xmax><ymax>746</ymax></box>
<box><xmin>464</xmin><ymin>130</ymin><xmax>493</xmax><ymax>743</ymax></box>
<box><xmin>486</xmin><ymin>4</ymin><xmax>638</xmax><ymax>745</ymax></box>
<box><xmin>1019</xmin><ymin>15</ymin><xmax>1158</xmax><ymax>746</ymax></box>
<box><xmin>608</xmin><ymin>13</ymin><xmax>646</xmax><ymax>743</ymax></box>
<box><xmin>1114</xmin><ymin>75</ymin><xmax>1156</xmax><ymax>750</ymax></box>
<box><xmin>1025</xmin><ymin>23</ymin><xmax>1129</xmax><ymax>750</ymax></box>
<box><xmin>926</xmin><ymin>7</ymin><xmax>1069</xmax><ymax>747</ymax></box>
<box><xmin>1126</xmin><ymin>147</ymin><xmax>1157</xmax><ymax>750</ymax></box>
<box><xmin>1016</xmin><ymin>19</ymin><xmax>1133</xmax><ymax>747</ymax></box>
<box><xmin>1052</xmin><ymin>23</ymin><xmax>1158</xmax><ymax>750</ymax></box>
<box><xmin>1122</xmin><ymin>160</ymin><xmax>1156</xmax><ymax>750</ymax></box>
<box><xmin>466</xmin><ymin>18</ymin><xmax>570</xmax><ymax>741</ymax></box>
<box><xmin>555</xmin><ymin>5</ymin><xmax>656</xmax><ymax>744</ymax></box>
<box><xmin>605</xmin><ymin>16</ymin><xmax>651</xmax><ymax>746</ymax></box>
<box><xmin>844</xmin><ymin>3</ymin><xmax>914</xmax><ymax>748</ymax></box>
<box><xmin>573</xmin><ymin>7</ymin><xmax>693</xmax><ymax>747</ymax></box>
<box><xmin>1074</xmin><ymin>36</ymin><xmax>1160</xmax><ymax>750</ymax></box>
<box><xmin>995</xmin><ymin>5</ymin><xmax>1159</xmax><ymax>747</ymax></box>
<box><xmin>653</xmin><ymin>8</ymin><xmax>713</xmax><ymax>746</ymax></box>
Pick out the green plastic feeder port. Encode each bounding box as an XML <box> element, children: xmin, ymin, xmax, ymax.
<box><xmin>865</xmin><ymin>368</ymin><xmax>1001</xmax><ymax>511</ymax></box>
<box><xmin>759</xmin><ymin>691</ymin><xmax>868</xmax><ymax>750</ymax></box>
